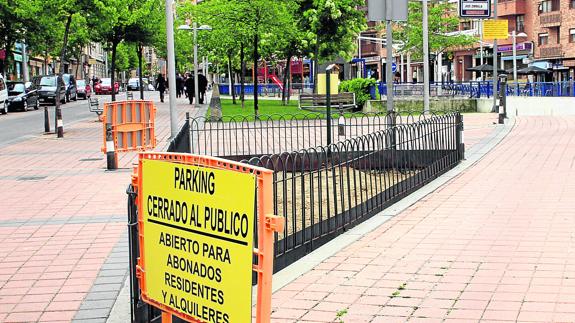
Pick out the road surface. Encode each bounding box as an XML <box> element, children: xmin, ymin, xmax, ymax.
<box><xmin>0</xmin><ymin>92</ymin><xmax>139</xmax><ymax>148</ymax></box>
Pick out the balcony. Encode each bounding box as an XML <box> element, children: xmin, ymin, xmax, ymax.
<box><xmin>360</xmin><ymin>42</ymin><xmax>379</xmax><ymax>57</ymax></box>
<box><xmin>539</xmin><ymin>45</ymin><xmax>563</xmax><ymax>59</ymax></box>
<box><xmin>540</xmin><ymin>12</ymin><xmax>561</xmax><ymax>28</ymax></box>
<box><xmin>497</xmin><ymin>0</ymin><xmax>526</xmax><ymax>16</ymax></box>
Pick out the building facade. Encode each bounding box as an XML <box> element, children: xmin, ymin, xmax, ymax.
<box><xmin>454</xmin><ymin>0</ymin><xmax>575</xmax><ymax>82</ymax></box>
<box><xmin>532</xmin><ymin>0</ymin><xmax>575</xmax><ymax>81</ymax></box>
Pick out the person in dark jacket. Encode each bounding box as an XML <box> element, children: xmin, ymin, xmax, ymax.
<box><xmin>184</xmin><ymin>73</ymin><xmax>195</xmax><ymax>105</ymax></box>
<box><xmin>198</xmin><ymin>71</ymin><xmax>208</xmax><ymax>104</ymax></box>
<box><xmin>156</xmin><ymin>74</ymin><xmax>166</xmax><ymax>103</ymax></box>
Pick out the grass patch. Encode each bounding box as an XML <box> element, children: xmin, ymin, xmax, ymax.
<box><xmin>209</xmin><ymin>98</ymin><xmax>375</xmax><ymax>121</ymax></box>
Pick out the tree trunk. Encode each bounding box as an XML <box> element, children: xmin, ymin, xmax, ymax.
<box><xmin>2</xmin><ymin>37</ymin><xmax>14</xmax><ymax>78</ymax></box>
<box><xmin>76</xmin><ymin>53</ymin><xmax>81</xmax><ymax>79</ymax></box>
<box><xmin>282</xmin><ymin>54</ymin><xmax>292</xmax><ymax>105</ymax></box>
<box><xmin>110</xmin><ymin>40</ymin><xmax>118</xmax><ymax>102</ymax></box>
<box><xmin>55</xmin><ymin>14</ymin><xmax>73</xmax><ymax>137</ymax></box>
<box><xmin>240</xmin><ymin>43</ymin><xmax>245</xmax><ymax>109</ymax></box>
<box><xmin>138</xmin><ymin>43</ymin><xmax>144</xmax><ymax>100</ymax></box>
<box><xmin>228</xmin><ymin>52</ymin><xmax>236</xmax><ymax>104</ymax></box>
<box><xmin>313</xmin><ymin>37</ymin><xmax>319</xmax><ymax>94</ymax></box>
<box><xmin>44</xmin><ymin>48</ymin><xmax>49</xmax><ymax>75</ymax></box>
<box><xmin>253</xmin><ymin>33</ymin><xmax>259</xmax><ymax>116</ymax></box>
<box><xmin>287</xmin><ymin>59</ymin><xmax>292</xmax><ymax>104</ymax></box>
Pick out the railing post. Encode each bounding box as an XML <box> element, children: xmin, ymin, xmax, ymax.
<box><xmin>326</xmin><ymin>65</ymin><xmax>336</xmax><ymax>146</ymax></box>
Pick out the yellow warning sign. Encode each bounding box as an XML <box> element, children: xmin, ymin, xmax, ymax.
<box><xmin>483</xmin><ymin>19</ymin><xmax>509</xmax><ymax>40</ymax></box>
<box><xmin>140</xmin><ymin>159</ymin><xmax>256</xmax><ymax>323</ymax></box>
<box><xmin>317</xmin><ymin>73</ymin><xmax>339</xmax><ymax>95</ymax></box>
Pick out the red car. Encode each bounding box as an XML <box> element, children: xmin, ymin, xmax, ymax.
<box><xmin>95</xmin><ymin>78</ymin><xmax>119</xmax><ymax>95</ymax></box>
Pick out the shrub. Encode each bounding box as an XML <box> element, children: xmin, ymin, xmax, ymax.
<box><xmin>338</xmin><ymin>78</ymin><xmax>377</xmax><ymax>109</ymax></box>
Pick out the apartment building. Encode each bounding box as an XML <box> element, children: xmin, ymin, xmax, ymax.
<box><xmin>533</xmin><ymin>0</ymin><xmax>575</xmax><ymax>81</ymax></box>
<box><xmin>454</xmin><ymin>0</ymin><xmax>575</xmax><ymax>82</ymax></box>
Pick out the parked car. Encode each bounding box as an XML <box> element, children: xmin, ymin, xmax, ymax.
<box><xmin>36</xmin><ymin>75</ymin><xmax>66</xmax><ymax>104</ymax></box>
<box><xmin>5</xmin><ymin>81</ymin><xmax>39</xmax><ymax>112</ymax></box>
<box><xmin>62</xmin><ymin>73</ymin><xmax>78</xmax><ymax>102</ymax></box>
<box><xmin>95</xmin><ymin>78</ymin><xmax>119</xmax><ymax>95</ymax></box>
<box><xmin>76</xmin><ymin>79</ymin><xmax>92</xmax><ymax>99</ymax></box>
<box><xmin>127</xmin><ymin>77</ymin><xmax>153</xmax><ymax>91</ymax></box>
<box><xmin>0</xmin><ymin>74</ymin><xmax>8</xmax><ymax>114</ymax></box>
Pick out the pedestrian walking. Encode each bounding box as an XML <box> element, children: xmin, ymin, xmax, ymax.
<box><xmin>183</xmin><ymin>74</ymin><xmax>189</xmax><ymax>98</ymax></box>
<box><xmin>176</xmin><ymin>73</ymin><xmax>183</xmax><ymax>98</ymax></box>
<box><xmin>198</xmin><ymin>71</ymin><xmax>208</xmax><ymax>104</ymax></box>
<box><xmin>156</xmin><ymin>73</ymin><xmax>166</xmax><ymax>103</ymax></box>
<box><xmin>184</xmin><ymin>73</ymin><xmax>195</xmax><ymax>105</ymax></box>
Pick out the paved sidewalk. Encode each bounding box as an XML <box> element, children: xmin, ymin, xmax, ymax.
<box><xmin>0</xmin><ymin>92</ymin><xmax>207</xmax><ymax>323</ymax></box>
<box><xmin>270</xmin><ymin>116</ymin><xmax>575</xmax><ymax>322</ymax></box>
<box><xmin>0</xmin><ymin>107</ymin><xmax>499</xmax><ymax>323</ymax></box>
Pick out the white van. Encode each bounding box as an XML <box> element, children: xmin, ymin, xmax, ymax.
<box><xmin>0</xmin><ymin>74</ymin><xmax>7</xmax><ymax>114</ymax></box>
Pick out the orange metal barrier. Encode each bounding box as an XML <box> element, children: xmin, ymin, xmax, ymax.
<box><xmin>132</xmin><ymin>152</ymin><xmax>284</xmax><ymax>323</ymax></box>
<box><xmin>102</xmin><ymin>100</ymin><xmax>157</xmax><ymax>155</ymax></box>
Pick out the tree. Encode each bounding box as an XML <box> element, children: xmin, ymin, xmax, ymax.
<box><xmin>301</xmin><ymin>0</ymin><xmax>367</xmax><ymax>91</ymax></box>
<box><xmin>37</xmin><ymin>0</ymin><xmax>106</xmax><ymax>137</ymax></box>
<box><xmin>95</xmin><ymin>0</ymin><xmax>162</xmax><ymax>101</ymax></box>
<box><xmin>0</xmin><ymin>0</ymin><xmax>40</xmax><ymax>75</ymax></box>
<box><xmin>393</xmin><ymin>1</ymin><xmax>476</xmax><ymax>61</ymax></box>
<box><xmin>125</xmin><ymin>9</ymin><xmax>160</xmax><ymax>100</ymax></box>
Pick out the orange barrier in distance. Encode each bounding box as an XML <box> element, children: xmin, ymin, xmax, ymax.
<box><xmin>102</xmin><ymin>100</ymin><xmax>157</xmax><ymax>155</ymax></box>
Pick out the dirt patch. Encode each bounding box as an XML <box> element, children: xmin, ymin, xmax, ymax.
<box><xmin>273</xmin><ymin>166</ymin><xmax>419</xmax><ymax>239</ymax></box>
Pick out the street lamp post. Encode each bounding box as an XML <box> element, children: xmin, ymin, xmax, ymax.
<box><xmin>510</xmin><ymin>31</ymin><xmax>528</xmax><ymax>95</ymax></box>
<box><xmin>422</xmin><ymin>0</ymin><xmax>430</xmax><ymax>114</ymax></box>
<box><xmin>165</xmin><ymin>0</ymin><xmax>177</xmax><ymax>138</ymax></box>
<box><xmin>178</xmin><ymin>23</ymin><xmax>212</xmax><ymax>106</ymax></box>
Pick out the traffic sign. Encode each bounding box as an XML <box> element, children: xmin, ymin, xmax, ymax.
<box><xmin>140</xmin><ymin>158</ymin><xmax>256</xmax><ymax>323</ymax></box>
<box><xmin>459</xmin><ymin>0</ymin><xmax>491</xmax><ymax>18</ymax></box>
<box><xmin>368</xmin><ymin>0</ymin><xmax>408</xmax><ymax>22</ymax></box>
<box><xmin>483</xmin><ymin>19</ymin><xmax>509</xmax><ymax>40</ymax></box>
<box><xmin>391</xmin><ymin>63</ymin><xmax>397</xmax><ymax>73</ymax></box>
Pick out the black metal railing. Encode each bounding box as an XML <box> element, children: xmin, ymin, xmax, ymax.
<box><xmin>127</xmin><ymin>111</ymin><xmax>464</xmax><ymax>322</ymax></box>
<box><xmin>188</xmin><ymin>112</ymin><xmax>448</xmax><ymax>158</ymax></box>
<box><xmin>241</xmin><ymin>113</ymin><xmax>463</xmax><ymax>271</ymax></box>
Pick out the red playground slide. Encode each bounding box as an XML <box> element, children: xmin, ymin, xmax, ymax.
<box><xmin>269</xmin><ymin>74</ymin><xmax>284</xmax><ymax>91</ymax></box>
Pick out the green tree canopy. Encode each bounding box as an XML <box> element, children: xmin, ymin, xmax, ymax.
<box><xmin>393</xmin><ymin>1</ymin><xmax>476</xmax><ymax>59</ymax></box>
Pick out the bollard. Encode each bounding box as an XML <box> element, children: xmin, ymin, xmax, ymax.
<box><xmin>456</xmin><ymin>113</ymin><xmax>465</xmax><ymax>160</ymax></box>
<box><xmin>56</xmin><ymin>112</ymin><xmax>64</xmax><ymax>138</ymax></box>
<box><xmin>498</xmin><ymin>75</ymin><xmax>507</xmax><ymax>124</ymax></box>
<box><xmin>338</xmin><ymin>114</ymin><xmax>345</xmax><ymax>137</ymax></box>
<box><xmin>105</xmin><ymin>123</ymin><xmax>117</xmax><ymax>170</ymax></box>
<box><xmin>44</xmin><ymin>106</ymin><xmax>50</xmax><ymax>133</ymax></box>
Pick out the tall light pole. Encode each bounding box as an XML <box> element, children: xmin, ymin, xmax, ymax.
<box><xmin>178</xmin><ymin>24</ymin><xmax>212</xmax><ymax>106</ymax></box>
<box><xmin>510</xmin><ymin>31</ymin><xmax>527</xmax><ymax>95</ymax></box>
<box><xmin>510</xmin><ymin>31</ymin><xmax>528</xmax><ymax>82</ymax></box>
<box><xmin>165</xmin><ymin>0</ymin><xmax>177</xmax><ymax>138</ymax></box>
<box><xmin>492</xmin><ymin>0</ymin><xmax>498</xmax><ymax>113</ymax></box>
<box><xmin>422</xmin><ymin>0</ymin><xmax>430</xmax><ymax>113</ymax></box>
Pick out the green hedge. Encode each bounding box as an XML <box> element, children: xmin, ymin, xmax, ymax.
<box><xmin>339</xmin><ymin>78</ymin><xmax>377</xmax><ymax>108</ymax></box>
